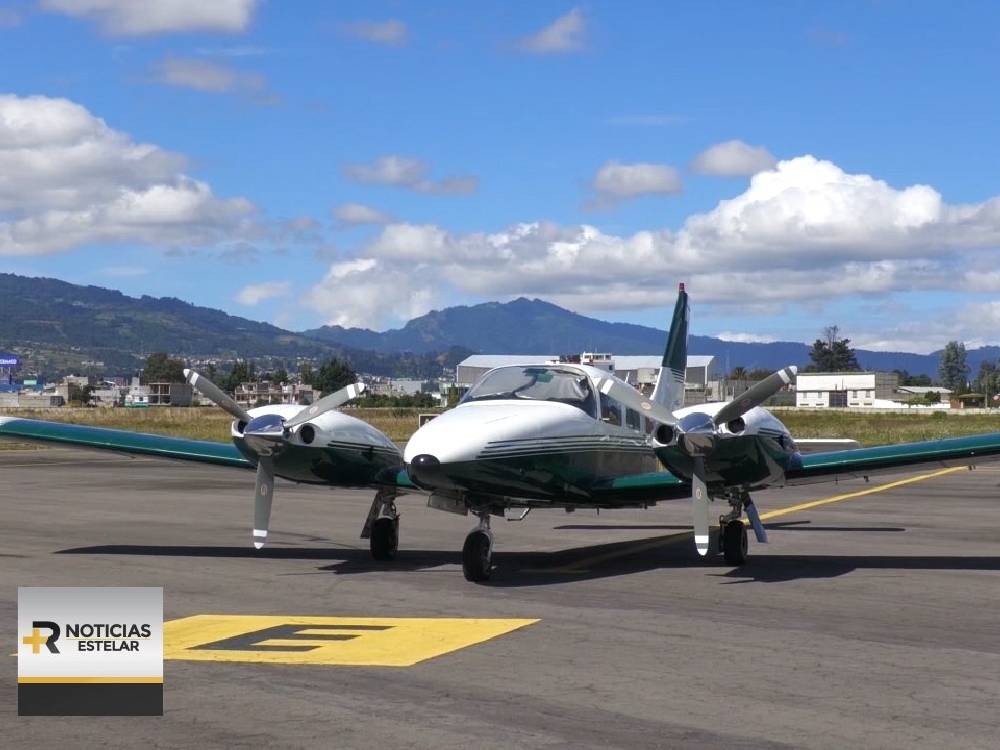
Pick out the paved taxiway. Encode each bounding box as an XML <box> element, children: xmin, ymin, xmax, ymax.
<box><xmin>2</xmin><ymin>447</ymin><xmax>1000</xmax><ymax>749</ymax></box>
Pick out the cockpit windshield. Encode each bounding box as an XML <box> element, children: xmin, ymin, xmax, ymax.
<box><xmin>461</xmin><ymin>366</ymin><xmax>596</xmax><ymax>415</ymax></box>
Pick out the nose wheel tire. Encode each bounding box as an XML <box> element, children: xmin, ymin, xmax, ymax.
<box><xmin>462</xmin><ymin>530</ymin><xmax>493</xmax><ymax>582</ymax></box>
<box><xmin>722</xmin><ymin>520</ymin><xmax>748</xmax><ymax>566</ymax></box>
<box><xmin>370</xmin><ymin>517</ymin><xmax>398</xmax><ymax>561</ymax></box>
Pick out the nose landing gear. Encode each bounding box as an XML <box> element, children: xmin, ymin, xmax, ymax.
<box><xmin>363</xmin><ymin>489</ymin><xmax>399</xmax><ymax>561</ymax></box>
<box><xmin>462</xmin><ymin>510</ymin><xmax>494</xmax><ymax>582</ymax></box>
<box><xmin>718</xmin><ymin>490</ymin><xmax>764</xmax><ymax>566</ymax></box>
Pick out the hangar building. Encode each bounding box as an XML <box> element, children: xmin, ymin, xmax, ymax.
<box><xmin>796</xmin><ymin>371</ymin><xmax>899</xmax><ymax>408</ymax></box>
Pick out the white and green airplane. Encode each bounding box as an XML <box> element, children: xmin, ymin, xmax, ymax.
<box><xmin>4</xmin><ymin>284</ymin><xmax>1000</xmax><ymax>583</ymax></box>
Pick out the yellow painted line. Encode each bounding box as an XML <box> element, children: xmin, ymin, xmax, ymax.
<box><xmin>17</xmin><ymin>676</ymin><xmax>162</xmax><ymax>684</ymax></box>
<box><xmin>753</xmin><ymin>467</ymin><xmax>963</xmax><ymax>523</ymax></box>
<box><xmin>164</xmin><ymin>615</ymin><xmax>538</xmax><ymax>667</ymax></box>
<box><xmin>552</xmin><ymin>466</ymin><xmax>963</xmax><ymax>573</ymax></box>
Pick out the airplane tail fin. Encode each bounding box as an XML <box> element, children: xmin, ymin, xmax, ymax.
<box><xmin>651</xmin><ymin>282</ymin><xmax>689</xmax><ymax>412</ymax></box>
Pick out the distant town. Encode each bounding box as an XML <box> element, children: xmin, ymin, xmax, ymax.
<box><xmin>0</xmin><ymin>335</ymin><xmax>991</xmax><ymax>412</ymax></box>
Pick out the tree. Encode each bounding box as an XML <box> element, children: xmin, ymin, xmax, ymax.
<box><xmin>938</xmin><ymin>341</ymin><xmax>969</xmax><ymax>394</ymax></box>
<box><xmin>142</xmin><ymin>352</ymin><xmax>185</xmax><ymax>383</ymax></box>
<box><xmin>312</xmin><ymin>357</ymin><xmax>357</xmax><ymax>397</ymax></box>
<box><xmin>729</xmin><ymin>366</ymin><xmax>749</xmax><ymax>381</ymax></box>
<box><xmin>806</xmin><ymin>325</ymin><xmax>860</xmax><ymax>372</ymax></box>
<box><xmin>272</xmin><ymin>368</ymin><xmax>289</xmax><ymax>385</ymax></box>
<box><xmin>67</xmin><ymin>382</ymin><xmax>96</xmax><ymax>406</ymax></box>
<box><xmin>973</xmin><ymin>359</ymin><xmax>1000</xmax><ymax>403</ymax></box>
<box><xmin>220</xmin><ymin>359</ymin><xmax>256</xmax><ymax>393</ymax></box>
<box><xmin>299</xmin><ymin>363</ymin><xmax>314</xmax><ymax>386</ymax></box>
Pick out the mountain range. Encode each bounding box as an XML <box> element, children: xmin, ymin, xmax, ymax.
<box><xmin>0</xmin><ymin>272</ymin><xmax>990</xmax><ymax>378</ymax></box>
<box><xmin>304</xmin><ymin>297</ymin><xmax>967</xmax><ymax>377</ymax></box>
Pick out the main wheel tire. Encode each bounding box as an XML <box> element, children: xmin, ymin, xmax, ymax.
<box><xmin>370</xmin><ymin>517</ymin><xmax>398</xmax><ymax>561</ymax></box>
<box><xmin>722</xmin><ymin>520</ymin><xmax>748</xmax><ymax>566</ymax></box>
<box><xmin>462</xmin><ymin>530</ymin><xmax>492</xmax><ymax>582</ymax></box>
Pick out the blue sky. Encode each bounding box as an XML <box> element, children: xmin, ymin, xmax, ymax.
<box><xmin>2</xmin><ymin>1</ymin><xmax>1000</xmax><ymax>352</ymax></box>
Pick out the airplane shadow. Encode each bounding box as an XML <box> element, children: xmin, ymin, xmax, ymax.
<box><xmin>554</xmin><ymin>520</ymin><xmax>907</xmax><ymax>533</ymax></box>
<box><xmin>57</xmin><ymin>523</ymin><xmax>1000</xmax><ymax>587</ymax></box>
<box><xmin>714</xmin><ymin>554</ymin><xmax>1000</xmax><ymax>584</ymax></box>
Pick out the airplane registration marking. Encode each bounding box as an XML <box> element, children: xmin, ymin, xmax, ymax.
<box><xmin>163</xmin><ymin>615</ymin><xmax>538</xmax><ymax>667</ymax></box>
<box><xmin>550</xmin><ymin>467</ymin><xmax>963</xmax><ymax>573</ymax></box>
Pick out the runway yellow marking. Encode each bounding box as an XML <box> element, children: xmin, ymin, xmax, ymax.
<box><xmin>164</xmin><ymin>615</ymin><xmax>538</xmax><ymax>667</ymax></box>
<box><xmin>551</xmin><ymin>467</ymin><xmax>963</xmax><ymax>573</ymax></box>
<box><xmin>753</xmin><ymin>467</ymin><xmax>963</xmax><ymax>523</ymax></box>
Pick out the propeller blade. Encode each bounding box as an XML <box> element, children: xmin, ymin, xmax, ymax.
<box><xmin>692</xmin><ymin>456</ymin><xmax>710</xmax><ymax>556</ymax></box>
<box><xmin>594</xmin><ymin>376</ymin><xmax>678</xmax><ymax>427</ymax></box>
<box><xmin>745</xmin><ymin>499</ymin><xmax>768</xmax><ymax>543</ymax></box>
<box><xmin>283</xmin><ymin>381</ymin><xmax>366</xmax><ymax>429</ymax></box>
<box><xmin>252</xmin><ymin>457</ymin><xmax>274</xmax><ymax>550</ymax></box>
<box><xmin>713</xmin><ymin>365</ymin><xmax>797</xmax><ymax>427</ymax></box>
<box><xmin>184</xmin><ymin>368</ymin><xmax>251</xmax><ymax>423</ymax></box>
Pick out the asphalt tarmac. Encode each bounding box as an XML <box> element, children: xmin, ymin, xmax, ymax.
<box><xmin>2</xmin><ymin>447</ymin><xmax>1000</xmax><ymax>749</ymax></box>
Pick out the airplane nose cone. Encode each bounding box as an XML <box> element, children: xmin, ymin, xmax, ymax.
<box><xmin>408</xmin><ymin>454</ymin><xmax>447</xmax><ymax>489</ymax></box>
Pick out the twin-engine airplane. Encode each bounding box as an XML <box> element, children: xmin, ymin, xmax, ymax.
<box><xmin>4</xmin><ymin>284</ymin><xmax>1000</xmax><ymax>582</ymax></box>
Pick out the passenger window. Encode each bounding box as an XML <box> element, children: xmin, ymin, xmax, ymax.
<box><xmin>625</xmin><ymin>408</ymin><xmax>641</xmax><ymax>431</ymax></box>
<box><xmin>600</xmin><ymin>393</ymin><xmax>622</xmax><ymax>426</ymax></box>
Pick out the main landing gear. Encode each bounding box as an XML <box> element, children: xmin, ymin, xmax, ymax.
<box><xmin>462</xmin><ymin>510</ymin><xmax>493</xmax><ymax>583</ymax></box>
<box><xmin>718</xmin><ymin>490</ymin><xmax>766</xmax><ymax>566</ymax></box>
<box><xmin>363</xmin><ymin>489</ymin><xmax>399</xmax><ymax>561</ymax></box>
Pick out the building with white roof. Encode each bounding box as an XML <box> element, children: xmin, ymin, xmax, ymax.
<box><xmin>455</xmin><ymin>353</ymin><xmax>720</xmax><ymax>391</ymax></box>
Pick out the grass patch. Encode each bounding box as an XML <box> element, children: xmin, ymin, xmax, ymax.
<box><xmin>773</xmin><ymin>409</ymin><xmax>1000</xmax><ymax>446</ymax></box>
<box><xmin>0</xmin><ymin>406</ymin><xmax>444</xmax><ymax>445</ymax></box>
<box><xmin>3</xmin><ymin>406</ymin><xmax>999</xmax><ymax>448</ymax></box>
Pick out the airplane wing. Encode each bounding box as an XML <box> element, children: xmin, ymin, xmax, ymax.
<box><xmin>784</xmin><ymin>432</ymin><xmax>1000</xmax><ymax>486</ymax></box>
<box><xmin>592</xmin><ymin>470</ymin><xmax>691</xmax><ymax>505</ymax></box>
<box><xmin>0</xmin><ymin>417</ymin><xmax>251</xmax><ymax>469</ymax></box>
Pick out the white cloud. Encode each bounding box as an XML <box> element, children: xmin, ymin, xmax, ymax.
<box><xmin>150</xmin><ymin>57</ymin><xmax>266</xmax><ymax>95</ymax></box>
<box><xmin>333</xmin><ymin>202</ymin><xmax>393</xmax><ymax>227</ymax></box>
<box><xmin>692</xmin><ymin>140</ymin><xmax>777</xmax><ymax>177</ymax></box>
<box><xmin>519</xmin><ymin>8</ymin><xmax>586</xmax><ymax>54</ymax></box>
<box><xmin>341</xmin><ymin>19</ymin><xmax>408</xmax><ymax>46</ymax></box>
<box><xmin>304</xmin><ymin>258</ymin><xmax>434</xmax><ymax>328</ymax></box>
<box><xmin>40</xmin><ymin>0</ymin><xmax>258</xmax><ymax>35</ymax></box>
<box><xmin>236</xmin><ymin>281</ymin><xmax>291</xmax><ymax>306</ymax></box>
<box><xmin>0</xmin><ymin>94</ymin><xmax>255</xmax><ymax>256</ymax></box>
<box><xmin>307</xmin><ymin>156</ymin><xmax>1000</xmax><ymax>326</ymax></box>
<box><xmin>716</xmin><ymin>332</ymin><xmax>778</xmax><ymax>344</ymax></box>
<box><xmin>590</xmin><ymin>161</ymin><xmax>682</xmax><ymax>203</ymax></box>
<box><xmin>343</xmin><ymin>155</ymin><xmax>478</xmax><ymax>195</ymax></box>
